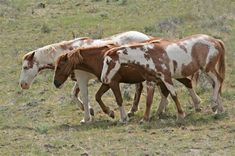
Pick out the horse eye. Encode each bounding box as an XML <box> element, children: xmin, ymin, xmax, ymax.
<box><xmin>106</xmin><ymin>60</ymin><xmax>110</xmax><ymax>65</ymax></box>
<box><xmin>23</xmin><ymin>66</ymin><xmax>29</xmax><ymax>70</ymax></box>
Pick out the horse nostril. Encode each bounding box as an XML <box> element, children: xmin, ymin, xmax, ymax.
<box><xmin>20</xmin><ymin>82</ymin><xmax>29</xmax><ymax>89</ymax></box>
<box><xmin>54</xmin><ymin>80</ymin><xmax>61</xmax><ymax>88</ymax></box>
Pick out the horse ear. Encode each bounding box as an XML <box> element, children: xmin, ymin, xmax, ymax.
<box><xmin>24</xmin><ymin>51</ymin><xmax>35</xmax><ymax>61</ymax></box>
<box><xmin>61</xmin><ymin>53</ymin><xmax>68</xmax><ymax>61</ymax></box>
<box><xmin>67</xmin><ymin>49</ymin><xmax>83</xmax><ymax>65</ymax></box>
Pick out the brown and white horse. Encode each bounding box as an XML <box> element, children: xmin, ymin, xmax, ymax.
<box><xmin>101</xmin><ymin>34</ymin><xmax>225</xmax><ymax>120</ymax></box>
<box><xmin>53</xmin><ymin>42</ymin><xmax>203</xmax><ymax>122</ymax></box>
<box><xmin>19</xmin><ymin>31</ymin><xmax>153</xmax><ymax>123</ymax></box>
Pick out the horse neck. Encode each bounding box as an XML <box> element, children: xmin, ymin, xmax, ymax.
<box><xmin>35</xmin><ymin>45</ymin><xmax>70</xmax><ymax>68</ymax></box>
<box><xmin>75</xmin><ymin>48</ymin><xmax>106</xmax><ymax>77</ymax></box>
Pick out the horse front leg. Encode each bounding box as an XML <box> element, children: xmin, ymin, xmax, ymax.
<box><xmin>72</xmin><ymin>82</ymin><xmax>95</xmax><ymax>116</ymax></box>
<box><xmin>160</xmin><ymin>76</ymin><xmax>185</xmax><ymax>120</ymax></box>
<box><xmin>176</xmin><ymin>78</ymin><xmax>201</xmax><ymax>112</ymax></box>
<box><xmin>141</xmin><ymin>81</ymin><xmax>155</xmax><ymax>122</ymax></box>
<box><xmin>109</xmin><ymin>82</ymin><xmax>128</xmax><ymax>123</ymax></box>
<box><xmin>156</xmin><ymin>81</ymin><xmax>169</xmax><ymax>117</ymax></box>
<box><xmin>76</xmin><ymin>79</ymin><xmax>92</xmax><ymax>124</ymax></box>
<box><xmin>71</xmin><ymin>82</ymin><xmax>84</xmax><ymax>110</ymax></box>
<box><xmin>95</xmin><ymin>84</ymin><xmax>115</xmax><ymax>118</ymax></box>
<box><xmin>127</xmin><ymin>83</ymin><xmax>143</xmax><ymax>117</ymax></box>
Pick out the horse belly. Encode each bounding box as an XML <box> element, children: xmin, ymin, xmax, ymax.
<box><xmin>119</xmin><ymin>67</ymin><xmax>145</xmax><ymax>83</ymax></box>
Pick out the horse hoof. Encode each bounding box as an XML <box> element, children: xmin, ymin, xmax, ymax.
<box><xmin>120</xmin><ymin>116</ymin><xmax>129</xmax><ymax>123</ymax></box>
<box><xmin>212</xmin><ymin>105</ymin><xmax>218</xmax><ymax>112</ymax></box>
<box><xmin>89</xmin><ymin>108</ymin><xmax>95</xmax><ymax>116</ymax></box>
<box><xmin>157</xmin><ymin>113</ymin><xmax>164</xmax><ymax>119</ymax></box>
<box><xmin>127</xmin><ymin>111</ymin><xmax>134</xmax><ymax>118</ymax></box>
<box><xmin>108</xmin><ymin>110</ymin><xmax>115</xmax><ymax>119</ymax></box>
<box><xmin>215</xmin><ymin>106</ymin><xmax>224</xmax><ymax>114</ymax></box>
<box><xmin>195</xmin><ymin>108</ymin><xmax>202</xmax><ymax>112</ymax></box>
<box><xmin>139</xmin><ymin>118</ymin><xmax>149</xmax><ymax>124</ymax></box>
<box><xmin>177</xmin><ymin>112</ymin><xmax>186</xmax><ymax>121</ymax></box>
<box><xmin>80</xmin><ymin>117</ymin><xmax>92</xmax><ymax>124</ymax></box>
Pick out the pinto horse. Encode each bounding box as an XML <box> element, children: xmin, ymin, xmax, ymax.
<box><xmin>19</xmin><ymin>31</ymin><xmax>153</xmax><ymax>123</ymax></box>
<box><xmin>101</xmin><ymin>34</ymin><xmax>225</xmax><ymax>120</ymax></box>
<box><xmin>53</xmin><ymin>42</ymin><xmax>203</xmax><ymax>122</ymax></box>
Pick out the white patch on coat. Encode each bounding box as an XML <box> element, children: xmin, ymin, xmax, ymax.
<box><xmin>118</xmin><ymin>46</ymin><xmax>156</xmax><ymax>71</ymax></box>
<box><xmin>110</xmin><ymin>31</ymin><xmax>151</xmax><ymax>45</ymax></box>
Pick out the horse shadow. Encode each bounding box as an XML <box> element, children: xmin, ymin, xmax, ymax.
<box><xmin>51</xmin><ymin>110</ymin><xmax>229</xmax><ymax>132</ymax></box>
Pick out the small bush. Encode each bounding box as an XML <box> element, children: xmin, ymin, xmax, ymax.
<box><xmin>35</xmin><ymin>124</ymin><xmax>49</xmax><ymax>134</ymax></box>
<box><xmin>118</xmin><ymin>0</ymin><xmax>127</xmax><ymax>5</ymax></box>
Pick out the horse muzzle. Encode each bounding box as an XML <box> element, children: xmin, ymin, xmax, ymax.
<box><xmin>54</xmin><ymin>80</ymin><xmax>62</xmax><ymax>88</ymax></box>
<box><xmin>20</xmin><ymin>81</ymin><xmax>30</xmax><ymax>89</ymax></box>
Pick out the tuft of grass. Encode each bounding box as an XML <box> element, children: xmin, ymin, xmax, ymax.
<box><xmin>35</xmin><ymin>123</ymin><xmax>50</xmax><ymax>134</ymax></box>
<box><xmin>41</xmin><ymin>23</ymin><xmax>51</xmax><ymax>33</ymax></box>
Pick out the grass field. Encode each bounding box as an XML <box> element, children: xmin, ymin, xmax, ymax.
<box><xmin>0</xmin><ymin>0</ymin><xmax>235</xmax><ymax>155</ymax></box>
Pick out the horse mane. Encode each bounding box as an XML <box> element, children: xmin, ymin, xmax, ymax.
<box><xmin>104</xmin><ymin>40</ymin><xmax>162</xmax><ymax>57</ymax></box>
<box><xmin>104</xmin><ymin>46</ymin><xmax>122</xmax><ymax>56</ymax></box>
<box><xmin>76</xmin><ymin>43</ymin><xmax>117</xmax><ymax>55</ymax></box>
<box><xmin>67</xmin><ymin>48</ymin><xmax>84</xmax><ymax>65</ymax></box>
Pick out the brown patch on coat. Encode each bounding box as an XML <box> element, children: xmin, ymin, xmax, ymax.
<box><xmin>122</xmin><ymin>49</ymin><xmax>128</xmax><ymax>55</ymax></box>
<box><xmin>38</xmin><ymin>64</ymin><xmax>54</xmax><ymax>72</ymax></box>
<box><xmin>23</xmin><ymin>52</ymin><xmax>35</xmax><ymax>68</ymax></box>
<box><xmin>173</xmin><ymin>60</ymin><xmax>177</xmax><ymax>73</ymax></box>
<box><xmin>144</xmin><ymin>53</ymin><xmax>151</xmax><ymax>60</ymax></box>
<box><xmin>181</xmin><ymin>43</ymin><xmax>209</xmax><ymax>76</ymax></box>
<box><xmin>178</xmin><ymin>44</ymin><xmax>187</xmax><ymax>53</ymax></box>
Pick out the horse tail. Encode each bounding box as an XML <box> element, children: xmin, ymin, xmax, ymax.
<box><xmin>217</xmin><ymin>39</ymin><xmax>226</xmax><ymax>93</ymax></box>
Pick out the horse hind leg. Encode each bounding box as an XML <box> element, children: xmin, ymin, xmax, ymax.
<box><xmin>127</xmin><ymin>83</ymin><xmax>143</xmax><ymax>117</ymax></box>
<box><xmin>207</xmin><ymin>70</ymin><xmax>224</xmax><ymax>113</ymax></box>
<box><xmin>176</xmin><ymin>78</ymin><xmax>201</xmax><ymax>112</ymax></box>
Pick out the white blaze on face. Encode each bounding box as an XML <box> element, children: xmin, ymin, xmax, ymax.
<box><xmin>101</xmin><ymin>56</ymin><xmax>121</xmax><ymax>84</ymax></box>
<box><xmin>19</xmin><ymin>60</ymin><xmax>39</xmax><ymax>89</ymax></box>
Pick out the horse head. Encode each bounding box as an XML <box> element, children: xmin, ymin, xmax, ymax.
<box><xmin>19</xmin><ymin>51</ymin><xmax>39</xmax><ymax>89</ymax></box>
<box><xmin>53</xmin><ymin>48</ymin><xmax>82</xmax><ymax>88</ymax></box>
<box><xmin>19</xmin><ymin>45</ymin><xmax>57</xmax><ymax>89</ymax></box>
